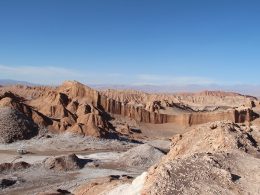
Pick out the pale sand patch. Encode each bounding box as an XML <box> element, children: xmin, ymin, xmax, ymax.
<box><xmin>103</xmin><ymin>172</ymin><xmax>148</xmax><ymax>195</ymax></box>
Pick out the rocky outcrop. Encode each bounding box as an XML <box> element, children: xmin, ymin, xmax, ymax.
<box><xmin>167</xmin><ymin>107</ymin><xmax>255</xmax><ymax>126</ymax></box>
<box><xmin>0</xmin><ymin>81</ymin><xmax>258</xmax><ymax>141</ymax></box>
<box><xmin>99</xmin><ymin>96</ymin><xmax>168</xmax><ymax>124</ymax></box>
<box><xmin>0</xmin><ymin>91</ymin><xmax>53</xmax><ymax>127</ymax></box>
<box><xmin>74</xmin><ymin>121</ymin><xmax>260</xmax><ymax>195</ymax></box>
<box><xmin>0</xmin><ymin>82</ymin><xmax>112</xmax><ymax>138</ymax></box>
<box><xmin>119</xmin><ymin>144</ymin><xmax>165</xmax><ymax>168</ymax></box>
<box><xmin>67</xmin><ymin>113</ymin><xmax>109</xmax><ymax>137</ymax></box>
<box><xmin>101</xmin><ymin>89</ymin><xmax>257</xmax><ymax>109</ymax></box>
<box><xmin>27</xmin><ymin>81</ymin><xmax>112</xmax><ymax>137</ymax></box>
<box><xmin>99</xmin><ymin>95</ymin><xmax>255</xmax><ymax>125</ymax></box>
<box><xmin>0</xmin><ymin>178</ymin><xmax>17</xmax><ymax>189</ymax></box>
<box><xmin>98</xmin><ymin>87</ymin><xmax>257</xmax><ymax>125</ymax></box>
<box><xmin>0</xmin><ymin>107</ymin><xmax>38</xmax><ymax>143</ymax></box>
<box><xmin>0</xmin><ymin>161</ymin><xmax>31</xmax><ymax>173</ymax></box>
<box><xmin>43</xmin><ymin>154</ymin><xmax>88</xmax><ymax>171</ymax></box>
<box><xmin>140</xmin><ymin>122</ymin><xmax>260</xmax><ymax>195</ymax></box>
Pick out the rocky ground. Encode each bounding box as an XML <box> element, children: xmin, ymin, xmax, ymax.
<box><xmin>0</xmin><ymin>107</ymin><xmax>38</xmax><ymax>143</ymax></box>
<box><xmin>2</xmin><ymin>121</ymin><xmax>259</xmax><ymax>195</ymax></box>
<box><xmin>111</xmin><ymin>121</ymin><xmax>260</xmax><ymax>195</ymax></box>
<box><xmin>0</xmin><ymin>131</ymin><xmax>171</xmax><ymax>195</ymax></box>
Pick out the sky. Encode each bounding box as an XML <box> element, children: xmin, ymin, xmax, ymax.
<box><xmin>0</xmin><ymin>0</ymin><xmax>260</xmax><ymax>85</ymax></box>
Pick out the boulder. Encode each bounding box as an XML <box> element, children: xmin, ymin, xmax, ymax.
<box><xmin>0</xmin><ymin>178</ymin><xmax>17</xmax><ymax>189</ymax></box>
<box><xmin>43</xmin><ymin>154</ymin><xmax>88</xmax><ymax>171</ymax></box>
<box><xmin>0</xmin><ymin>161</ymin><xmax>31</xmax><ymax>173</ymax></box>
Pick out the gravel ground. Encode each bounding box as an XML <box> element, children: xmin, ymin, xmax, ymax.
<box><xmin>0</xmin><ymin>133</ymin><xmax>145</xmax><ymax>195</ymax></box>
<box><xmin>0</xmin><ymin>132</ymin><xmax>138</xmax><ymax>155</ymax></box>
<box><xmin>119</xmin><ymin>144</ymin><xmax>165</xmax><ymax>169</ymax></box>
<box><xmin>0</xmin><ymin>107</ymin><xmax>38</xmax><ymax>143</ymax></box>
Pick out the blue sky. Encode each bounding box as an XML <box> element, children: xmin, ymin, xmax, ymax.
<box><xmin>0</xmin><ymin>0</ymin><xmax>260</xmax><ymax>85</ymax></box>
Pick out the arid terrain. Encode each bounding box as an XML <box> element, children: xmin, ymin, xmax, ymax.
<box><xmin>0</xmin><ymin>81</ymin><xmax>259</xmax><ymax>195</ymax></box>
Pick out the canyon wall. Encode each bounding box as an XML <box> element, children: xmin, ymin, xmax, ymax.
<box><xmin>0</xmin><ymin>81</ymin><xmax>256</xmax><ymax>134</ymax></box>
<box><xmin>167</xmin><ymin>109</ymin><xmax>252</xmax><ymax>126</ymax></box>
<box><xmin>98</xmin><ymin>95</ymin><xmax>254</xmax><ymax>126</ymax></box>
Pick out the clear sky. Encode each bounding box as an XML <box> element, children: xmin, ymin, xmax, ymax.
<box><xmin>0</xmin><ymin>0</ymin><xmax>260</xmax><ymax>85</ymax></box>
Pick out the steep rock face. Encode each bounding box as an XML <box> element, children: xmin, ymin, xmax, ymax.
<box><xmin>99</xmin><ymin>96</ymin><xmax>254</xmax><ymax>125</ymax></box>
<box><xmin>0</xmin><ymin>92</ymin><xmax>53</xmax><ymax>127</ymax></box>
<box><xmin>101</xmin><ymin>89</ymin><xmax>257</xmax><ymax>109</ymax></box>
<box><xmin>27</xmin><ymin>82</ymin><xmax>252</xmax><ymax>127</ymax></box>
<box><xmin>0</xmin><ymin>81</ymin><xmax>258</xmax><ymax>140</ymax></box>
<box><xmin>0</xmin><ymin>83</ymin><xmax>112</xmax><ymax>138</ymax></box>
<box><xmin>12</xmin><ymin>81</ymin><xmax>111</xmax><ymax>137</ymax></box>
<box><xmin>67</xmin><ymin>113</ymin><xmax>109</xmax><ymax>137</ymax></box>
<box><xmin>167</xmin><ymin>108</ymin><xmax>255</xmax><ymax>126</ymax></box>
<box><xmin>58</xmin><ymin>81</ymin><xmax>100</xmax><ymax>105</ymax></box>
<box><xmin>98</xmin><ymin>96</ymin><xmax>168</xmax><ymax>124</ymax></box>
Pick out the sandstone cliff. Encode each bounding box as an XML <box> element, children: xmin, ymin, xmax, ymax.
<box><xmin>98</xmin><ymin>95</ymin><xmax>255</xmax><ymax>126</ymax></box>
<box><xmin>101</xmin><ymin>89</ymin><xmax>257</xmax><ymax>109</ymax></box>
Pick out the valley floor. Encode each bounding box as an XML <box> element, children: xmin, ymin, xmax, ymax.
<box><xmin>0</xmin><ymin>133</ymin><xmax>138</xmax><ymax>195</ymax></box>
<box><xmin>0</xmin><ymin>132</ymin><xmax>170</xmax><ymax>195</ymax></box>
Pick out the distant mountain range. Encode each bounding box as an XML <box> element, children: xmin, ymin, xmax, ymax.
<box><xmin>0</xmin><ymin>79</ymin><xmax>36</xmax><ymax>86</ymax></box>
<box><xmin>90</xmin><ymin>84</ymin><xmax>260</xmax><ymax>97</ymax></box>
<box><xmin>1</xmin><ymin>79</ymin><xmax>260</xmax><ymax>97</ymax></box>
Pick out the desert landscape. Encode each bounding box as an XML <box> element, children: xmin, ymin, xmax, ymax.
<box><xmin>0</xmin><ymin>81</ymin><xmax>259</xmax><ymax>195</ymax></box>
<box><xmin>1</xmin><ymin>1</ymin><xmax>260</xmax><ymax>194</ymax></box>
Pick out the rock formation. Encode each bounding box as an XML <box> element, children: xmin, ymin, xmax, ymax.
<box><xmin>0</xmin><ymin>178</ymin><xmax>17</xmax><ymax>189</ymax></box>
<box><xmin>99</xmin><ymin>96</ymin><xmax>256</xmax><ymax>125</ymax></box>
<box><xmin>0</xmin><ymin>107</ymin><xmax>38</xmax><ymax>143</ymax></box>
<box><xmin>141</xmin><ymin>121</ymin><xmax>260</xmax><ymax>195</ymax></box>
<box><xmin>43</xmin><ymin>154</ymin><xmax>88</xmax><ymax>171</ymax></box>
<box><xmin>0</xmin><ymin>81</ymin><xmax>258</xmax><ymax>140</ymax></box>
<box><xmin>101</xmin><ymin>89</ymin><xmax>257</xmax><ymax>109</ymax></box>
<box><xmin>0</xmin><ymin>91</ymin><xmax>53</xmax><ymax>127</ymax></box>
<box><xmin>0</xmin><ymin>82</ymin><xmax>112</xmax><ymax>138</ymax></box>
<box><xmin>99</xmin><ymin>121</ymin><xmax>260</xmax><ymax>195</ymax></box>
<box><xmin>0</xmin><ymin>161</ymin><xmax>31</xmax><ymax>173</ymax></box>
<box><xmin>119</xmin><ymin>144</ymin><xmax>165</xmax><ymax>168</ymax></box>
